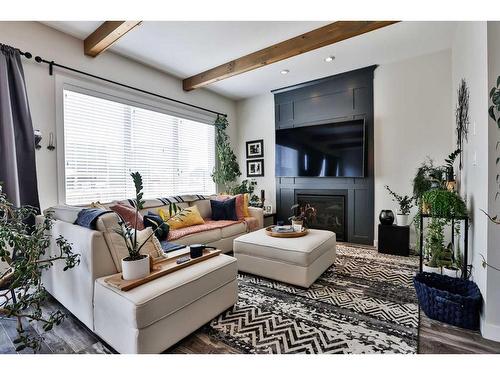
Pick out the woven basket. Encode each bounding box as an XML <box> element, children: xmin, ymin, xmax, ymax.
<box><xmin>413</xmin><ymin>272</ymin><xmax>482</xmax><ymax>330</ymax></box>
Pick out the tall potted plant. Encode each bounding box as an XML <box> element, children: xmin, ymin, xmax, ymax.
<box><xmin>385</xmin><ymin>185</ymin><xmax>414</xmax><ymax>226</ymax></box>
<box><xmin>211</xmin><ymin>115</ymin><xmax>241</xmax><ymax>193</ymax></box>
<box><xmin>0</xmin><ymin>191</ymin><xmax>80</xmax><ymax>352</ymax></box>
<box><xmin>116</xmin><ymin>172</ymin><xmax>157</xmax><ymax>280</ymax></box>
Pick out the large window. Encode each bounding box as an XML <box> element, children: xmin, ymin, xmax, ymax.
<box><xmin>63</xmin><ymin>89</ymin><xmax>216</xmax><ymax>205</ymax></box>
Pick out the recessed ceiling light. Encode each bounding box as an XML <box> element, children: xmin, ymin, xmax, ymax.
<box><xmin>325</xmin><ymin>56</ymin><xmax>335</xmax><ymax>62</ymax></box>
<box><xmin>280</xmin><ymin>69</ymin><xmax>289</xmax><ymax>75</ymax></box>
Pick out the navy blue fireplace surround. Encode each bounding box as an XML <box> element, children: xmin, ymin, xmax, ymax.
<box><xmin>273</xmin><ymin>65</ymin><xmax>376</xmax><ymax>245</ymax></box>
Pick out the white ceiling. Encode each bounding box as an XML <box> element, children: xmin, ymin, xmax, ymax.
<box><xmin>42</xmin><ymin>21</ymin><xmax>457</xmax><ymax>100</ymax></box>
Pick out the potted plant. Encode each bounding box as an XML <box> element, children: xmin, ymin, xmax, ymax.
<box><xmin>444</xmin><ymin>149</ymin><xmax>461</xmax><ymax>192</ymax></box>
<box><xmin>423</xmin><ymin>218</ymin><xmax>445</xmax><ymax>274</ymax></box>
<box><xmin>288</xmin><ymin>203</ymin><xmax>316</xmax><ymax>231</ymax></box>
<box><xmin>0</xmin><ymin>191</ymin><xmax>80</xmax><ymax>352</ymax></box>
<box><xmin>211</xmin><ymin>115</ymin><xmax>241</xmax><ymax>193</ymax></box>
<box><xmin>384</xmin><ymin>185</ymin><xmax>414</xmax><ymax>226</ymax></box>
<box><xmin>115</xmin><ymin>172</ymin><xmax>160</xmax><ymax>280</ymax></box>
<box><xmin>421</xmin><ymin>190</ymin><xmax>467</xmax><ymax>219</ymax></box>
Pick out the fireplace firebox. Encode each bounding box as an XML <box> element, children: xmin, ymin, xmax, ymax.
<box><xmin>296</xmin><ymin>192</ymin><xmax>346</xmax><ymax>241</ymax></box>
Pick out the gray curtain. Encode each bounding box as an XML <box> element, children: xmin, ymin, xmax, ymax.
<box><xmin>0</xmin><ymin>44</ymin><xmax>39</xmax><ymax>209</ymax></box>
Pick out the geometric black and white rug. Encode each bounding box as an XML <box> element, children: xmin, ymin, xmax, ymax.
<box><xmin>202</xmin><ymin>245</ymin><xmax>419</xmax><ymax>354</ymax></box>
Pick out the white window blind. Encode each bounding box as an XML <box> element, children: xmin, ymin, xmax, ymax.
<box><xmin>63</xmin><ymin>89</ymin><xmax>216</xmax><ymax>205</ymax></box>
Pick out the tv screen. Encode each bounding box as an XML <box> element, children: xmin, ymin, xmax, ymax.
<box><xmin>275</xmin><ymin>120</ymin><xmax>366</xmax><ymax>178</ymax></box>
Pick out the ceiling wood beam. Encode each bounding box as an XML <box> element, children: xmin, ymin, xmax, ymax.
<box><xmin>84</xmin><ymin>21</ymin><xmax>141</xmax><ymax>57</ymax></box>
<box><xmin>183</xmin><ymin>21</ymin><xmax>398</xmax><ymax>91</ymax></box>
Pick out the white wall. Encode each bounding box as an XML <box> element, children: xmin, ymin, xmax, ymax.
<box><xmin>0</xmin><ymin>21</ymin><xmax>237</xmax><ymax>209</ymax></box>
<box><xmin>374</xmin><ymin>50</ymin><xmax>453</xmax><ymax>245</ymax></box>
<box><xmin>484</xmin><ymin>21</ymin><xmax>500</xmax><ymax>341</ymax></box>
<box><xmin>450</xmin><ymin>21</ymin><xmax>492</xmax><ymax>334</ymax></box>
<box><xmin>235</xmin><ymin>93</ymin><xmax>276</xmax><ymax>208</ymax></box>
<box><xmin>235</xmin><ymin>50</ymin><xmax>454</xmax><ymax>240</ymax></box>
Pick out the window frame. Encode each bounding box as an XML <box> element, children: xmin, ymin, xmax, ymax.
<box><xmin>55</xmin><ymin>74</ymin><xmax>217</xmax><ymax>205</ymax></box>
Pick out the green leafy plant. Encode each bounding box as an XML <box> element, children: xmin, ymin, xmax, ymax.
<box><xmin>385</xmin><ymin>185</ymin><xmax>414</xmax><ymax>215</ymax></box>
<box><xmin>412</xmin><ymin>158</ymin><xmax>445</xmax><ymax>202</ymax></box>
<box><xmin>444</xmin><ymin>149</ymin><xmax>461</xmax><ymax>181</ymax></box>
<box><xmin>425</xmin><ymin>218</ymin><xmax>446</xmax><ymax>267</ymax></box>
<box><xmin>211</xmin><ymin>115</ymin><xmax>241</xmax><ymax>192</ymax></box>
<box><xmin>488</xmin><ymin>75</ymin><xmax>500</xmax><ymax>129</ymax></box>
<box><xmin>228</xmin><ymin>179</ymin><xmax>256</xmax><ymax>196</ymax></box>
<box><xmin>0</xmin><ymin>191</ymin><xmax>80</xmax><ymax>352</ymax></box>
<box><xmin>422</xmin><ymin>190</ymin><xmax>467</xmax><ymax>220</ymax></box>
<box><xmin>114</xmin><ymin>172</ymin><xmax>170</xmax><ymax>261</ymax></box>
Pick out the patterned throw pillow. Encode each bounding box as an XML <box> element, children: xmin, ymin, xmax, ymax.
<box><xmin>110</xmin><ymin>202</ymin><xmax>145</xmax><ymax>230</ymax></box>
<box><xmin>210</xmin><ymin>197</ymin><xmax>238</xmax><ymax>221</ymax></box>
<box><xmin>158</xmin><ymin>205</ymin><xmax>205</xmax><ymax>230</ymax></box>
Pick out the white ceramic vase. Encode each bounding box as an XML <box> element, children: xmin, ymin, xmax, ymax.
<box><xmin>121</xmin><ymin>255</ymin><xmax>150</xmax><ymax>280</ymax></box>
<box><xmin>423</xmin><ymin>264</ymin><xmax>442</xmax><ymax>274</ymax></box>
<box><xmin>442</xmin><ymin>267</ymin><xmax>462</xmax><ymax>278</ymax></box>
<box><xmin>396</xmin><ymin>214</ymin><xmax>409</xmax><ymax>226</ymax></box>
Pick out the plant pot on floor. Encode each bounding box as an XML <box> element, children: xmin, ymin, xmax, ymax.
<box><xmin>291</xmin><ymin>220</ymin><xmax>303</xmax><ymax>232</ymax></box>
<box><xmin>423</xmin><ymin>263</ymin><xmax>442</xmax><ymax>274</ymax></box>
<box><xmin>121</xmin><ymin>255</ymin><xmax>150</xmax><ymax>280</ymax></box>
<box><xmin>442</xmin><ymin>266</ymin><xmax>462</xmax><ymax>278</ymax></box>
<box><xmin>396</xmin><ymin>214</ymin><xmax>409</xmax><ymax>226</ymax></box>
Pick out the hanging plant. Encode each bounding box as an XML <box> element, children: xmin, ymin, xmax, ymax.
<box><xmin>456</xmin><ymin>79</ymin><xmax>470</xmax><ymax>170</ymax></box>
<box><xmin>211</xmin><ymin>115</ymin><xmax>241</xmax><ymax>192</ymax></box>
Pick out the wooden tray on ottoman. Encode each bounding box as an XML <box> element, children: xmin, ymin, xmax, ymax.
<box><xmin>265</xmin><ymin>225</ymin><xmax>308</xmax><ymax>238</ymax></box>
<box><xmin>104</xmin><ymin>249</ymin><xmax>221</xmax><ymax>291</ymax></box>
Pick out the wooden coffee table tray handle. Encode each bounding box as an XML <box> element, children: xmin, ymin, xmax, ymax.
<box><xmin>104</xmin><ymin>249</ymin><xmax>221</xmax><ymax>291</ymax></box>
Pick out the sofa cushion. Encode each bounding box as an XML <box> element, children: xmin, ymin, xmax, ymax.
<box><xmin>190</xmin><ymin>199</ymin><xmax>211</xmax><ymax>219</ymax></box>
<box><xmin>220</xmin><ymin>221</ymin><xmax>246</xmax><ymax>238</ymax></box>
<box><xmin>167</xmin><ymin>220</ymin><xmax>239</xmax><ymax>241</ymax></box>
<box><xmin>94</xmin><ymin>254</ymin><xmax>238</xmax><ymax>329</ymax></box>
<box><xmin>169</xmin><ymin>228</ymin><xmax>221</xmax><ymax>245</ymax></box>
<box><xmin>233</xmin><ymin>228</ymin><xmax>336</xmax><ymax>267</ymax></box>
<box><xmin>46</xmin><ymin>205</ymin><xmax>84</xmax><ymax>223</ymax></box>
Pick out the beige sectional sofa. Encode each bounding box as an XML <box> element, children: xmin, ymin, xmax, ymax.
<box><xmin>38</xmin><ymin>194</ymin><xmax>263</xmax><ymax>353</ymax></box>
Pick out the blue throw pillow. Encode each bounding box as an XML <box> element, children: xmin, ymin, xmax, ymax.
<box><xmin>210</xmin><ymin>198</ymin><xmax>238</xmax><ymax>221</ymax></box>
<box><xmin>143</xmin><ymin>211</ymin><xmax>169</xmax><ymax>241</ymax></box>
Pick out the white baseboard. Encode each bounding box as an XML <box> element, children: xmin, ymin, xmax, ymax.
<box><xmin>480</xmin><ymin>317</ymin><xmax>500</xmax><ymax>342</ymax></box>
<box><xmin>373</xmin><ymin>239</ymin><xmax>378</xmax><ymax>248</ymax></box>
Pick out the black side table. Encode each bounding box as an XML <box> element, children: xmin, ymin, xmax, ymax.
<box><xmin>378</xmin><ymin>224</ymin><xmax>410</xmax><ymax>256</ymax></box>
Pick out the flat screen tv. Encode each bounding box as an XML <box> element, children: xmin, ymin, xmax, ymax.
<box><xmin>275</xmin><ymin>120</ymin><xmax>366</xmax><ymax>178</ymax></box>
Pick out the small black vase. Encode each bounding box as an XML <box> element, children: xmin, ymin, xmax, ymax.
<box><xmin>379</xmin><ymin>210</ymin><xmax>395</xmax><ymax>225</ymax></box>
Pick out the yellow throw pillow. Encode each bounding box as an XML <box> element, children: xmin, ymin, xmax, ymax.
<box><xmin>242</xmin><ymin>193</ymin><xmax>250</xmax><ymax>217</ymax></box>
<box><xmin>159</xmin><ymin>206</ymin><xmax>205</xmax><ymax>230</ymax></box>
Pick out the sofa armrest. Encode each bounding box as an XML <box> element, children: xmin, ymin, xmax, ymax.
<box><xmin>247</xmin><ymin>207</ymin><xmax>264</xmax><ymax>229</ymax></box>
<box><xmin>36</xmin><ymin>215</ymin><xmax>117</xmax><ymax>329</ymax></box>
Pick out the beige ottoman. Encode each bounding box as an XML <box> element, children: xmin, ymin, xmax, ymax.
<box><xmin>233</xmin><ymin>228</ymin><xmax>336</xmax><ymax>288</ymax></box>
<box><xmin>94</xmin><ymin>254</ymin><xmax>238</xmax><ymax>353</ymax></box>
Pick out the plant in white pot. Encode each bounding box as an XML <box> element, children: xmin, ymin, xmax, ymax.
<box><xmin>115</xmin><ymin>172</ymin><xmax>157</xmax><ymax>280</ymax></box>
<box><xmin>385</xmin><ymin>185</ymin><xmax>414</xmax><ymax>226</ymax></box>
<box><xmin>440</xmin><ymin>242</ymin><xmax>462</xmax><ymax>278</ymax></box>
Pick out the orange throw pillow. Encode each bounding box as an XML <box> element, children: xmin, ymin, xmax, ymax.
<box><xmin>110</xmin><ymin>203</ymin><xmax>144</xmax><ymax>230</ymax></box>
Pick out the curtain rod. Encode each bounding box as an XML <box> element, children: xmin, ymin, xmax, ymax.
<box><xmin>16</xmin><ymin>48</ymin><xmax>228</xmax><ymax>118</ymax></box>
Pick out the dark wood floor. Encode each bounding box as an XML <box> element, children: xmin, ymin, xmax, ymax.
<box><xmin>2</xmin><ymin>294</ymin><xmax>500</xmax><ymax>354</ymax></box>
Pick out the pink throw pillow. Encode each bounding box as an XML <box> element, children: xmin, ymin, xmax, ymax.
<box><xmin>110</xmin><ymin>203</ymin><xmax>145</xmax><ymax>230</ymax></box>
<box><xmin>216</xmin><ymin>194</ymin><xmax>244</xmax><ymax>220</ymax></box>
